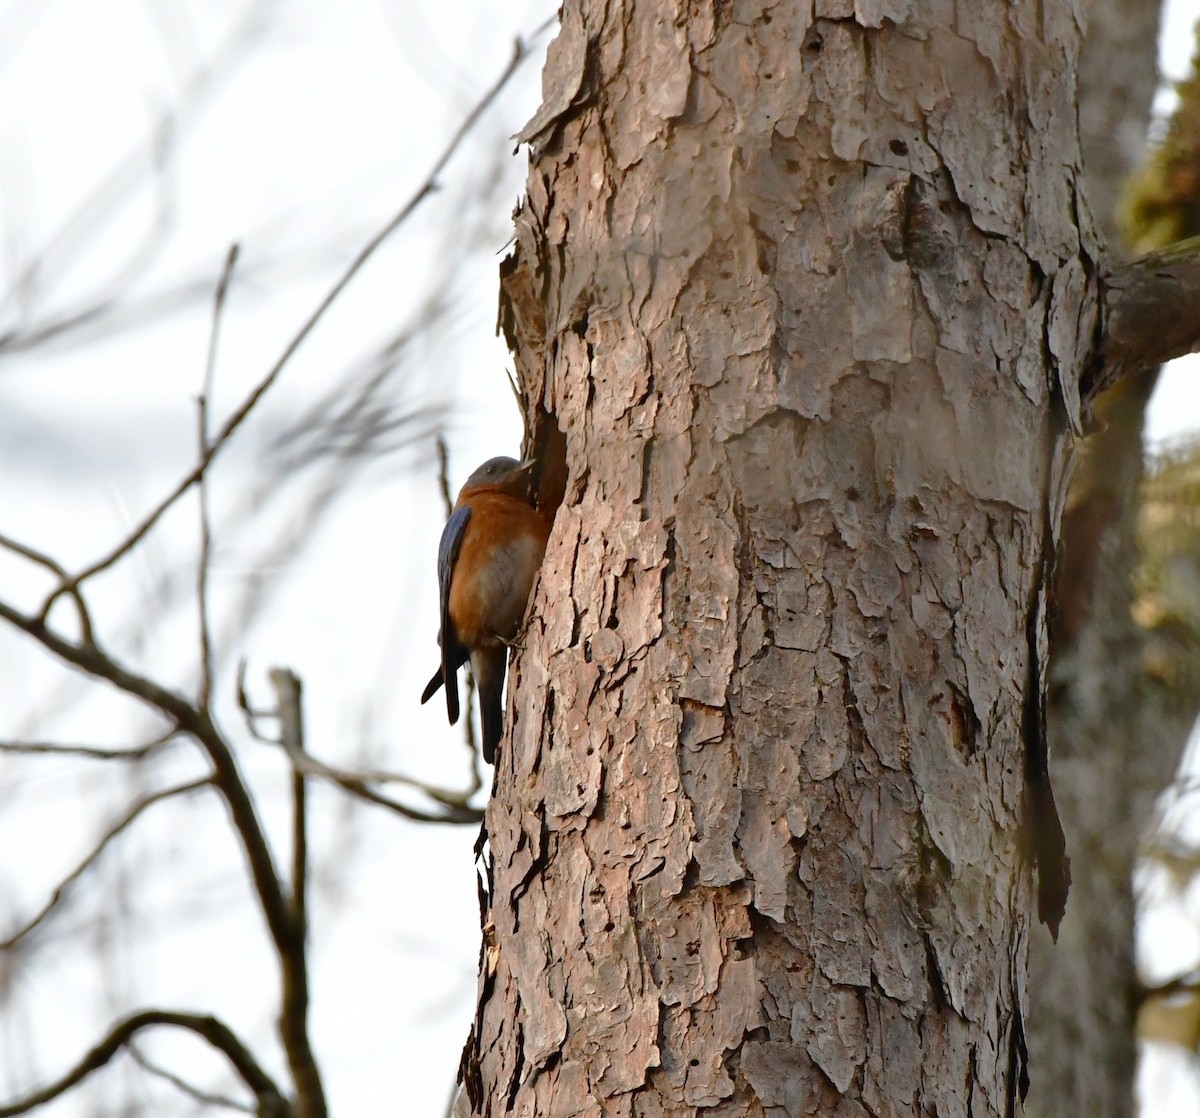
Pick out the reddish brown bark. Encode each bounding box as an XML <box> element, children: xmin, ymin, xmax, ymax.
<box><xmin>463</xmin><ymin>4</ymin><xmax>1103</xmax><ymax>1114</ymax></box>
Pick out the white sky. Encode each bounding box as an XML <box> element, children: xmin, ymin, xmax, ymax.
<box><xmin>0</xmin><ymin>1</ymin><xmax>1199</xmax><ymax>1116</ymax></box>
<box><xmin>0</xmin><ymin>3</ymin><xmax>551</xmax><ymax>1115</ymax></box>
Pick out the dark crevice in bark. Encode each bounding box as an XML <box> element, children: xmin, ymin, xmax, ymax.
<box><xmin>1005</xmin><ymin>1002</ymin><xmax>1030</xmax><ymax>1116</ymax></box>
<box><xmin>966</xmin><ymin>1042</ymin><xmax>978</xmax><ymax>1118</ymax></box>
<box><xmin>1023</xmin><ymin>492</ymin><xmax>1070</xmax><ymax>940</ymax></box>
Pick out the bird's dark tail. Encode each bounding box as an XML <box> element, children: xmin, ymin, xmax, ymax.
<box><xmin>420</xmin><ymin>668</ymin><xmax>443</xmax><ymax>704</ymax></box>
<box><xmin>425</xmin><ymin>645</ymin><xmax>469</xmax><ymax>722</ymax></box>
<box><xmin>472</xmin><ymin>648</ymin><xmax>508</xmax><ymax>765</ymax></box>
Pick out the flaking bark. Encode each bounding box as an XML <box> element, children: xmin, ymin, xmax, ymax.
<box><xmin>1027</xmin><ymin>2</ymin><xmax>1165</xmax><ymax>1112</ymax></box>
<box><xmin>465</xmin><ymin>3</ymin><xmax>1100</xmax><ymax>1115</ymax></box>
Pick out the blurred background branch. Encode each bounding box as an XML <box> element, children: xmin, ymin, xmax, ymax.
<box><xmin>0</xmin><ymin>2</ymin><xmax>552</xmax><ymax>1113</ymax></box>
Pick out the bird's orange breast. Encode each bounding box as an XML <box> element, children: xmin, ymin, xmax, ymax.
<box><xmin>448</xmin><ymin>491</ymin><xmax>549</xmax><ymax>650</ymax></box>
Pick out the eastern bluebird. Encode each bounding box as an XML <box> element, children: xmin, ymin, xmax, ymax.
<box><xmin>420</xmin><ymin>456</ymin><xmax>551</xmax><ymax>763</ymax></box>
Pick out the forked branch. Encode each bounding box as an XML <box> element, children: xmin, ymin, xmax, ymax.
<box><xmin>0</xmin><ymin>1010</ymin><xmax>288</xmax><ymax>1118</ymax></box>
<box><xmin>238</xmin><ymin>662</ymin><xmax>483</xmax><ymax>824</ymax></box>
<box><xmin>38</xmin><ymin>36</ymin><xmax>536</xmax><ymax>622</ymax></box>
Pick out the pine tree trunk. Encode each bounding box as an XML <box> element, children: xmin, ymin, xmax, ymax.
<box><xmin>462</xmin><ymin>4</ymin><xmax>1098</xmax><ymax>1114</ymax></box>
<box><xmin>1030</xmin><ymin>5</ymin><xmax>1189</xmax><ymax>1115</ymax></box>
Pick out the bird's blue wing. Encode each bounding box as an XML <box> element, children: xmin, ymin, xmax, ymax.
<box><xmin>437</xmin><ymin>505</ymin><xmax>472</xmax><ymax>724</ymax></box>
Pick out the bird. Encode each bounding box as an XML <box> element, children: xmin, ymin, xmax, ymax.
<box><xmin>420</xmin><ymin>456</ymin><xmax>551</xmax><ymax>763</ymax></box>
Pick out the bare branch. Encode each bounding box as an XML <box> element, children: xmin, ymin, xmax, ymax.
<box><xmin>0</xmin><ymin>1010</ymin><xmax>288</xmax><ymax>1118</ymax></box>
<box><xmin>0</xmin><ymin>599</ymin><xmax>296</xmax><ymax>968</ymax></box>
<box><xmin>0</xmin><ymin>731</ymin><xmax>178</xmax><ymax>761</ymax></box>
<box><xmin>267</xmin><ymin>291</ymin><xmax>452</xmax><ymax>467</ymax></box>
<box><xmin>264</xmin><ymin>668</ymin><xmax>326</xmax><ymax>1118</ymax></box>
<box><xmin>127</xmin><ymin>1044</ymin><xmax>255</xmax><ymax>1113</ymax></box>
<box><xmin>1</xmin><ymin>778</ymin><xmax>211</xmax><ymax>951</ymax></box>
<box><xmin>241</xmin><ymin>662</ymin><xmax>480</xmax><ymax>820</ymax></box>
<box><xmin>0</xmin><ymin>233</ymin><xmax>354</xmax><ymax>357</ymax></box>
<box><xmin>209</xmin><ymin>364</ymin><xmax>443</xmax><ymax>660</ymax></box>
<box><xmin>0</xmin><ymin>530</ymin><xmax>94</xmax><ymax>645</ymax></box>
<box><xmin>1136</xmin><ymin>970</ymin><xmax>1200</xmax><ymax>1008</ymax></box>
<box><xmin>306</xmin><ymin>762</ymin><xmax>484</xmax><ymax>825</ymax></box>
<box><xmin>197</xmin><ymin>244</ymin><xmax>240</xmax><ymax>709</ymax></box>
<box><xmin>307</xmin><ymin>753</ymin><xmax>484</xmax><ymax>821</ymax></box>
<box><xmin>270</xmin><ymin>668</ymin><xmax>309</xmax><ymax>927</ymax></box>
<box><xmin>241</xmin><ymin>665</ymin><xmax>482</xmax><ymax>824</ymax></box>
<box><xmin>0</xmin><ymin>598</ymin><xmax>203</xmax><ymax>720</ymax></box>
<box><xmin>461</xmin><ymin>671</ymin><xmax>483</xmax><ymax>799</ymax></box>
<box><xmin>237</xmin><ymin>657</ymin><xmax>282</xmax><ymax>743</ymax></box>
<box><xmin>39</xmin><ymin>36</ymin><xmax>537</xmax><ymax>621</ymax></box>
<box><xmin>1092</xmin><ymin>235</ymin><xmax>1200</xmax><ymax>398</ymax></box>
<box><xmin>0</xmin><ymin>601</ymin><xmax>329</xmax><ymax>1115</ymax></box>
<box><xmin>436</xmin><ymin>434</ymin><xmax>455</xmax><ymax>518</ymax></box>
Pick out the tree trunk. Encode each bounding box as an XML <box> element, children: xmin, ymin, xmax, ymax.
<box><xmin>1029</xmin><ymin>2</ymin><xmax>1164</xmax><ymax>1113</ymax></box>
<box><xmin>1033</xmin><ymin>371</ymin><xmax>1161</xmax><ymax>1118</ymax></box>
<box><xmin>463</xmin><ymin>3</ymin><xmax>1098</xmax><ymax>1114</ymax></box>
<box><xmin>1030</xmin><ymin>5</ymin><xmax>1189</xmax><ymax>1115</ymax></box>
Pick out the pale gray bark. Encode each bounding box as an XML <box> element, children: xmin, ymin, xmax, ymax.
<box><xmin>463</xmin><ymin>3</ymin><xmax>1103</xmax><ymax>1115</ymax></box>
<box><xmin>1032</xmin><ymin>371</ymin><xmax>1159</xmax><ymax>1118</ymax></box>
<box><xmin>1028</xmin><ymin>5</ymin><xmax>1181</xmax><ymax>1117</ymax></box>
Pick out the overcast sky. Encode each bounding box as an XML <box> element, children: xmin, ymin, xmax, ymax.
<box><xmin>1</xmin><ymin>2</ymin><xmax>1199</xmax><ymax>1115</ymax></box>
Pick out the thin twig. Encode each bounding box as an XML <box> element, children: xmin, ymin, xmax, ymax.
<box><xmin>0</xmin><ymin>1009</ymin><xmax>288</xmax><ymax>1118</ymax></box>
<box><xmin>127</xmin><ymin>1044</ymin><xmax>254</xmax><ymax>1113</ymax></box>
<box><xmin>0</xmin><ymin>731</ymin><xmax>178</xmax><ymax>761</ymax></box>
<box><xmin>265</xmin><ymin>717</ymin><xmax>482</xmax><ymax>823</ymax></box>
<box><xmin>239</xmin><ymin>660</ymin><xmax>482</xmax><ymax>820</ymax></box>
<box><xmin>436</xmin><ymin>435</ymin><xmax>454</xmax><ymax>518</ymax></box>
<box><xmin>348</xmin><ymin>761</ymin><xmax>484</xmax><ymax>818</ymax></box>
<box><xmin>0</xmin><ymin>530</ymin><xmax>94</xmax><ymax>645</ymax></box>
<box><xmin>461</xmin><ymin>672</ymin><xmax>482</xmax><ymax>797</ymax></box>
<box><xmin>319</xmin><ymin>772</ymin><xmax>483</xmax><ymax>824</ymax></box>
<box><xmin>236</xmin><ymin>657</ymin><xmax>280</xmax><ymax>743</ymax></box>
<box><xmin>526</xmin><ymin>10</ymin><xmax>561</xmax><ymax>40</ymax></box>
<box><xmin>1</xmin><ymin>778</ymin><xmax>211</xmax><ymax>951</ymax></box>
<box><xmin>197</xmin><ymin>244</ymin><xmax>239</xmax><ymax>709</ymax></box>
<box><xmin>0</xmin><ymin>229</ymin><xmax>357</xmax><ymax>357</ymax></box>
<box><xmin>328</xmin><ymin>759</ymin><xmax>481</xmax><ymax>803</ymax></box>
<box><xmin>40</xmin><ymin>37</ymin><xmax>535</xmax><ymax>622</ymax></box>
